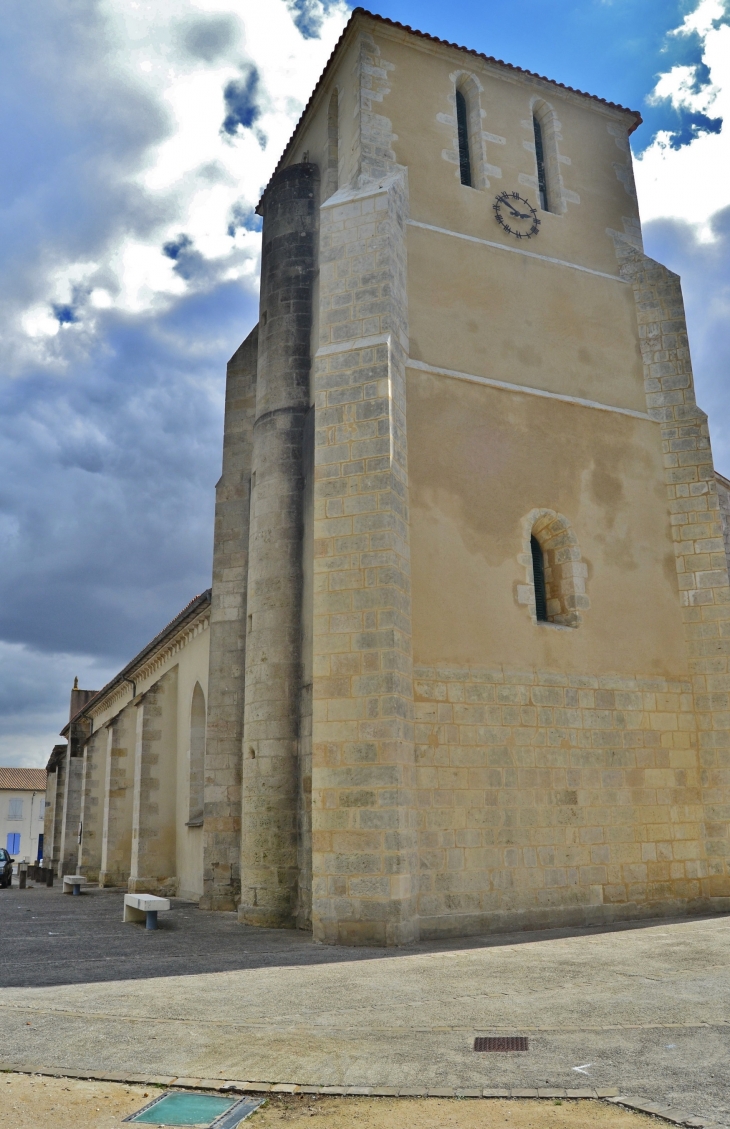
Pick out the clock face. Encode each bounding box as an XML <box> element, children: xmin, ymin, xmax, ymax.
<box><xmin>493</xmin><ymin>191</ymin><xmax>540</xmax><ymax>239</ymax></box>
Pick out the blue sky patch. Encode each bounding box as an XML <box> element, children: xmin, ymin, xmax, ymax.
<box><xmin>222</xmin><ymin>68</ymin><xmax>261</xmax><ymax>136</ymax></box>
<box><xmin>286</xmin><ymin>0</ymin><xmax>338</xmax><ymax>39</ymax></box>
<box><xmin>52</xmin><ymin>304</ymin><xmax>78</xmax><ymax>325</ymax></box>
<box><xmin>227</xmin><ymin>203</ymin><xmax>262</xmax><ymax>237</ymax></box>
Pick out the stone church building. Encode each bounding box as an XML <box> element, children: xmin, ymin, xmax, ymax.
<box><xmin>45</xmin><ymin>9</ymin><xmax>730</xmax><ymax>944</ymax></box>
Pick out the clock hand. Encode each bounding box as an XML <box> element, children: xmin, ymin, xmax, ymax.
<box><xmin>501</xmin><ymin>197</ymin><xmax>531</xmax><ymax>220</ymax></box>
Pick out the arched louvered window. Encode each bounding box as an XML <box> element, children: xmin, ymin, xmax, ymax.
<box><xmin>456</xmin><ymin>89</ymin><xmax>472</xmax><ymax>187</ymax></box>
<box><xmin>533</xmin><ymin>115</ymin><xmax>549</xmax><ymax>211</ymax></box>
<box><xmin>530</xmin><ymin>535</ymin><xmax>548</xmax><ymax>622</ymax></box>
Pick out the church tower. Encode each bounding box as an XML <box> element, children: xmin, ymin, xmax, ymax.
<box><xmin>203</xmin><ymin>9</ymin><xmax>730</xmax><ymax>944</ymax></box>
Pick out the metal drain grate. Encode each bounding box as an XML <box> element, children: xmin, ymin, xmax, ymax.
<box><xmin>474</xmin><ymin>1036</ymin><xmax>528</xmax><ymax>1052</ymax></box>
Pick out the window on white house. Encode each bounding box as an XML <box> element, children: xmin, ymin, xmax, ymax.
<box><xmin>8</xmin><ymin>798</ymin><xmax>23</xmax><ymax>820</ymax></box>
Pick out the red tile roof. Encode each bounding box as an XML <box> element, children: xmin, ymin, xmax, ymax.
<box><xmin>263</xmin><ymin>7</ymin><xmax>642</xmax><ymax>200</ymax></box>
<box><xmin>0</xmin><ymin>767</ymin><xmax>47</xmax><ymax>791</ymax></box>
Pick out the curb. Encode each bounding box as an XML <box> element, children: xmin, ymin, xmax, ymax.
<box><xmin>0</xmin><ymin>1065</ymin><xmax>724</xmax><ymax>1127</ymax></box>
<box><xmin>608</xmin><ymin>1097</ymin><xmax>725</xmax><ymax>1129</ymax></box>
<box><xmin>0</xmin><ymin>1064</ymin><xmax>617</xmax><ymax>1098</ymax></box>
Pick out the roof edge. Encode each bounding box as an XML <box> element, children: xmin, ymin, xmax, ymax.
<box><xmin>62</xmin><ymin>590</ymin><xmax>212</xmax><ymax>735</ymax></box>
<box><xmin>45</xmin><ymin>744</ymin><xmax>67</xmax><ymax>773</ymax></box>
<box><xmin>0</xmin><ymin>766</ymin><xmax>48</xmax><ymax>789</ymax></box>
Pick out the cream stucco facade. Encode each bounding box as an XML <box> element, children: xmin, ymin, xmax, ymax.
<box><xmin>0</xmin><ymin>768</ymin><xmax>46</xmax><ymax>865</ymax></box>
<box><xmin>49</xmin><ymin>10</ymin><xmax>730</xmax><ymax>945</ymax></box>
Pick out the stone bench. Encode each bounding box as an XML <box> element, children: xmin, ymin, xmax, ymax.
<box><xmin>123</xmin><ymin>893</ymin><xmax>171</xmax><ymax>930</ymax></box>
<box><xmin>63</xmin><ymin>875</ymin><xmax>89</xmax><ymax>896</ymax></box>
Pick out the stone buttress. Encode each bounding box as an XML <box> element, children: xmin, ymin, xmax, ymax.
<box><xmin>202</xmin><ymin>327</ymin><xmax>258</xmax><ymax>910</ymax></box>
<box><xmin>239</xmin><ymin>163</ymin><xmax>319</xmax><ymax>928</ymax></box>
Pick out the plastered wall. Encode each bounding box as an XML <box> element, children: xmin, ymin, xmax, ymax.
<box><xmin>374</xmin><ymin>27</ymin><xmax>640</xmax><ymax>276</ymax></box>
<box><xmin>407</xmin><ymin>372</ymin><xmax>686</xmax><ymax>675</ymax></box>
<box><xmin>83</xmin><ymin>614</ymin><xmax>210</xmax><ymax>899</ymax></box>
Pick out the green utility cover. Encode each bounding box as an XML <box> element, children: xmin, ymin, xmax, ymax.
<box><xmin>129</xmin><ymin>1092</ymin><xmax>238</xmax><ymax>1126</ymax></box>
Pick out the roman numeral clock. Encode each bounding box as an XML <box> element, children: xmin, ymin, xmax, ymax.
<box><xmin>493</xmin><ymin>191</ymin><xmax>541</xmax><ymax>239</ymax></box>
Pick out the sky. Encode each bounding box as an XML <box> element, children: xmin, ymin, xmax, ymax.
<box><xmin>0</xmin><ymin>0</ymin><xmax>728</xmax><ymax>767</ymax></box>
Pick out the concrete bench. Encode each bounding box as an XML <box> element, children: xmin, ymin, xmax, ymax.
<box><xmin>123</xmin><ymin>893</ymin><xmax>170</xmax><ymax>930</ymax></box>
<box><xmin>63</xmin><ymin>875</ymin><xmax>89</xmax><ymax>896</ymax></box>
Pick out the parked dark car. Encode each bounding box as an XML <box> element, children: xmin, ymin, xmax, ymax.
<box><xmin>0</xmin><ymin>848</ymin><xmax>13</xmax><ymax>888</ymax></box>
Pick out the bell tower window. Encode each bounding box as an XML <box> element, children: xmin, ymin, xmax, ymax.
<box><xmin>533</xmin><ymin>116</ymin><xmax>549</xmax><ymax>211</ymax></box>
<box><xmin>456</xmin><ymin>89</ymin><xmax>472</xmax><ymax>187</ymax></box>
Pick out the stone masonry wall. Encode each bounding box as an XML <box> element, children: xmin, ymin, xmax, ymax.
<box><xmin>408</xmin><ymin>245</ymin><xmax>730</xmax><ymax>936</ymax></box>
<box><xmin>239</xmin><ymin>163</ymin><xmax>318</xmax><ymax>929</ymax></box>
<box><xmin>310</xmin><ymin>159</ymin><xmax>419</xmax><ymax>944</ymax></box>
<box><xmin>57</xmin><ymin>751</ymin><xmax>84</xmax><ymax>878</ymax></box>
<box><xmin>99</xmin><ymin>707</ymin><xmax>136</xmax><ymax>888</ymax></box>
<box><xmin>129</xmin><ymin>669</ymin><xmax>178</xmax><ymax>896</ymax></box>
<box><xmin>715</xmin><ymin>473</ymin><xmax>730</xmax><ymax>576</ymax></box>
<box><xmin>77</xmin><ymin>729</ymin><xmax>105</xmax><ymax>881</ymax></box>
<box><xmin>202</xmin><ymin>327</ymin><xmax>257</xmax><ymax>910</ymax></box>
<box><xmin>616</xmin><ymin>242</ymin><xmax>730</xmax><ymax>900</ymax></box>
<box><xmin>413</xmin><ymin>664</ymin><xmax>709</xmax><ymax>935</ymax></box>
<box><xmin>43</xmin><ymin>767</ymin><xmax>58</xmax><ymax>866</ymax></box>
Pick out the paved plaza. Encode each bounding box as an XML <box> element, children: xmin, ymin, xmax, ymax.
<box><xmin>0</xmin><ymin>887</ymin><xmax>728</xmax><ymax>1125</ymax></box>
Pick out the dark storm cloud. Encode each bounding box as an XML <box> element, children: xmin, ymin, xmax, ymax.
<box><xmin>0</xmin><ymin>280</ymin><xmax>258</xmax><ymax>666</ymax></box>
<box><xmin>0</xmin><ymin>0</ymin><xmax>267</xmax><ymax>765</ymax></box>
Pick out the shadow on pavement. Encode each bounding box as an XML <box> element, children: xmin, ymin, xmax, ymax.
<box><xmin>0</xmin><ymin>884</ymin><xmax>724</xmax><ymax>989</ymax></box>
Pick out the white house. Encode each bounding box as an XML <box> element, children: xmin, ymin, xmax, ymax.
<box><xmin>0</xmin><ymin>767</ymin><xmax>47</xmax><ymax>863</ymax></box>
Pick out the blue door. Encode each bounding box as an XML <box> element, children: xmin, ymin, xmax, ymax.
<box><xmin>6</xmin><ymin>832</ymin><xmax>20</xmax><ymax>854</ymax></box>
<box><xmin>37</xmin><ymin>833</ymin><xmax>44</xmax><ymax>861</ymax></box>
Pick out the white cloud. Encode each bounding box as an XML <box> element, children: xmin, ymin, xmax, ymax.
<box><xmin>0</xmin><ymin>0</ymin><xmax>350</xmax><ymax>770</ymax></box>
<box><xmin>670</xmin><ymin>0</ymin><xmax>725</xmax><ymax>37</ymax></box>
<box><xmin>6</xmin><ymin>0</ymin><xmax>349</xmax><ymax>357</ymax></box>
<box><xmin>635</xmin><ymin>8</ymin><xmax>729</xmax><ymax>235</ymax></box>
<box><xmin>648</xmin><ymin>63</ymin><xmax>719</xmax><ymax>115</ymax></box>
